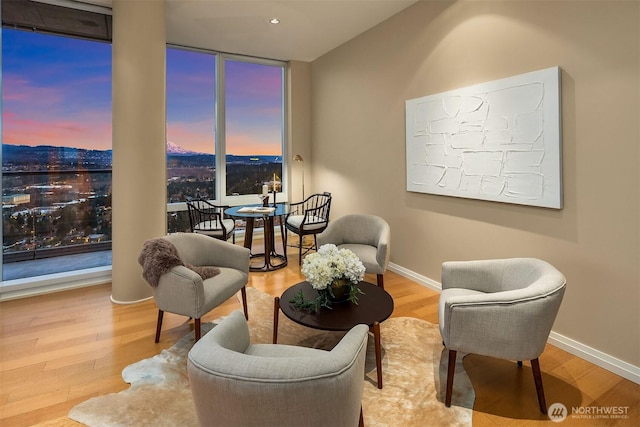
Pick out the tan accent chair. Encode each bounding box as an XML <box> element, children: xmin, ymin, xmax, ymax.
<box><xmin>188</xmin><ymin>310</ymin><xmax>368</xmax><ymax>427</ymax></box>
<box><xmin>317</xmin><ymin>214</ymin><xmax>390</xmax><ymax>288</ymax></box>
<box><xmin>439</xmin><ymin>258</ymin><xmax>566</xmax><ymax>414</ymax></box>
<box><xmin>152</xmin><ymin>232</ymin><xmax>249</xmax><ymax>342</ymax></box>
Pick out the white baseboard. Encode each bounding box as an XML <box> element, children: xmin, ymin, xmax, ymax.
<box><xmin>388</xmin><ymin>262</ymin><xmax>442</xmax><ymax>292</ymax></box>
<box><xmin>387</xmin><ymin>262</ymin><xmax>640</xmax><ymax>385</ymax></box>
<box><xmin>547</xmin><ymin>331</ymin><xmax>640</xmax><ymax>385</ymax></box>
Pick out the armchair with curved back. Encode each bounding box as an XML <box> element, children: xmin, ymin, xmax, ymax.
<box><xmin>143</xmin><ymin>232</ymin><xmax>250</xmax><ymax>343</ymax></box>
<box><xmin>439</xmin><ymin>258</ymin><xmax>566</xmax><ymax>414</ymax></box>
<box><xmin>317</xmin><ymin>214</ymin><xmax>390</xmax><ymax>289</ymax></box>
<box><xmin>186</xmin><ymin>198</ymin><xmax>236</xmax><ymax>243</ymax></box>
<box><xmin>285</xmin><ymin>192</ymin><xmax>332</xmax><ymax>264</ymax></box>
<box><xmin>187</xmin><ymin>310</ymin><xmax>368</xmax><ymax>427</ymax></box>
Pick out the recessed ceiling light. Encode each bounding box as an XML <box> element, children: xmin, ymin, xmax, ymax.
<box><xmin>269</xmin><ymin>18</ymin><xmax>280</xmax><ymax>24</ymax></box>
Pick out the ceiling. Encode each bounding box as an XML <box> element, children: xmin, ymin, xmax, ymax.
<box><xmin>78</xmin><ymin>0</ymin><xmax>418</xmax><ymax>62</ymax></box>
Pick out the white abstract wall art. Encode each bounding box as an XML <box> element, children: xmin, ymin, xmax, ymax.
<box><xmin>405</xmin><ymin>66</ymin><xmax>562</xmax><ymax>209</ymax></box>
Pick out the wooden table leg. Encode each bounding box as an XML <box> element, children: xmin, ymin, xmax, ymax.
<box><xmin>372</xmin><ymin>321</ymin><xmax>383</xmax><ymax>389</ymax></box>
<box><xmin>264</xmin><ymin>216</ymin><xmax>273</xmax><ymax>267</ymax></box>
<box><xmin>279</xmin><ymin>219</ymin><xmax>287</xmax><ymax>261</ymax></box>
<box><xmin>273</xmin><ymin>297</ymin><xmax>280</xmax><ymax>344</ymax></box>
<box><xmin>244</xmin><ymin>218</ymin><xmax>255</xmax><ymax>249</ymax></box>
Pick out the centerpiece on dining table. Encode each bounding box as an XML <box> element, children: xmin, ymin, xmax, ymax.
<box><xmin>290</xmin><ymin>243</ymin><xmax>366</xmax><ymax>313</ymax></box>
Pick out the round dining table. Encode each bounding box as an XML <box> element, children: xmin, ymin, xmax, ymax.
<box><xmin>225</xmin><ymin>203</ymin><xmax>288</xmax><ymax>272</ymax></box>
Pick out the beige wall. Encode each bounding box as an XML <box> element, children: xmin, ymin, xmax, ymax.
<box><xmin>111</xmin><ymin>0</ymin><xmax>166</xmax><ymax>303</ymax></box>
<box><xmin>310</xmin><ymin>1</ymin><xmax>639</xmax><ymax>367</ymax></box>
<box><xmin>287</xmin><ymin>61</ymin><xmax>312</xmax><ymax>202</ymax></box>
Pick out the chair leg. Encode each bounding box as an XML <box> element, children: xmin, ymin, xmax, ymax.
<box><xmin>298</xmin><ymin>235</ymin><xmax>303</xmax><ymax>265</ymax></box>
<box><xmin>241</xmin><ymin>286</ymin><xmax>249</xmax><ymax>320</ymax></box>
<box><xmin>155</xmin><ymin>310</ymin><xmax>164</xmax><ymax>343</ymax></box>
<box><xmin>376</xmin><ymin>273</ymin><xmax>384</xmax><ymax>289</ymax></box>
<box><xmin>531</xmin><ymin>358</ymin><xmax>548</xmax><ymax>414</ymax></box>
<box><xmin>195</xmin><ymin>318</ymin><xmax>202</xmax><ymax>342</ymax></box>
<box><xmin>445</xmin><ymin>350</ymin><xmax>457</xmax><ymax>407</ymax></box>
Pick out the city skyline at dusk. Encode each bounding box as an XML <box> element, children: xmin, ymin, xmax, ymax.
<box><xmin>2</xmin><ymin>29</ymin><xmax>284</xmax><ymax>156</ymax></box>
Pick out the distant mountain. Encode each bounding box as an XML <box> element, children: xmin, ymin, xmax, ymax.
<box><xmin>3</xmin><ymin>144</ymin><xmax>112</xmax><ymax>157</ymax></box>
<box><xmin>2</xmin><ymin>143</ymin><xmax>282</xmax><ymax>170</ymax></box>
<box><xmin>166</xmin><ymin>141</ymin><xmax>200</xmax><ymax>155</ymax></box>
<box><xmin>2</xmin><ymin>144</ymin><xmax>113</xmax><ymax>169</ymax></box>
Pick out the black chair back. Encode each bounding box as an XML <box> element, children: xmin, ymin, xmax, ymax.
<box><xmin>186</xmin><ymin>199</ymin><xmax>234</xmax><ymax>242</ymax></box>
<box><xmin>285</xmin><ymin>192</ymin><xmax>332</xmax><ymax>263</ymax></box>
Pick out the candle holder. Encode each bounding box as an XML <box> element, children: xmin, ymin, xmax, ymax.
<box><xmin>259</xmin><ymin>195</ymin><xmax>269</xmax><ymax>207</ymax></box>
<box><xmin>272</xmin><ymin>189</ymin><xmax>277</xmax><ymax>207</ymax></box>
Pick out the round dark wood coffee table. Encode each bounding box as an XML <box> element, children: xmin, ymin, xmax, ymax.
<box><xmin>273</xmin><ymin>281</ymin><xmax>394</xmax><ymax>389</ymax></box>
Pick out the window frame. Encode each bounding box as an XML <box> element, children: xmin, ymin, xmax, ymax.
<box><xmin>0</xmin><ymin>22</ymin><xmax>113</xmax><ymax>290</ymax></box>
<box><xmin>165</xmin><ymin>46</ymin><xmax>288</xmax><ymax>216</ymax></box>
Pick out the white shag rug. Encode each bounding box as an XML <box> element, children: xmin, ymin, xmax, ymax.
<box><xmin>69</xmin><ymin>287</ymin><xmax>474</xmax><ymax>426</ymax></box>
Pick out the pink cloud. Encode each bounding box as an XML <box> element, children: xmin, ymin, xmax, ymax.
<box><xmin>3</xmin><ymin>112</ymin><xmax>111</xmax><ymax>150</ymax></box>
<box><xmin>226</xmin><ymin>131</ymin><xmax>281</xmax><ymax>156</ymax></box>
<box><xmin>2</xmin><ymin>73</ymin><xmax>64</xmax><ymax>106</ymax></box>
<box><xmin>2</xmin><ymin>73</ymin><xmax>112</xmax><ymax>150</ymax></box>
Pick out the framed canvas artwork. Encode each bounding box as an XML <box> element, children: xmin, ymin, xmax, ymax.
<box><xmin>406</xmin><ymin>66</ymin><xmax>562</xmax><ymax>209</ymax></box>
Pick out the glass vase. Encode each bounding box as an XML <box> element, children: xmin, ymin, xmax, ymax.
<box><xmin>329</xmin><ymin>278</ymin><xmax>350</xmax><ymax>303</ymax></box>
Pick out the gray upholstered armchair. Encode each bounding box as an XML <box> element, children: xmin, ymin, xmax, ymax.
<box><xmin>187</xmin><ymin>310</ymin><xmax>369</xmax><ymax>427</ymax></box>
<box><xmin>147</xmin><ymin>232</ymin><xmax>250</xmax><ymax>343</ymax></box>
<box><xmin>317</xmin><ymin>214</ymin><xmax>390</xmax><ymax>288</ymax></box>
<box><xmin>439</xmin><ymin>258</ymin><xmax>566</xmax><ymax>414</ymax></box>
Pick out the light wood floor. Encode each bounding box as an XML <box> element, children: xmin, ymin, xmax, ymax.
<box><xmin>1</xmin><ymin>244</ymin><xmax>638</xmax><ymax>426</ymax></box>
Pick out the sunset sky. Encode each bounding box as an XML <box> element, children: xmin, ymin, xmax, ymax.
<box><xmin>2</xmin><ymin>29</ymin><xmax>283</xmax><ymax>156</ymax></box>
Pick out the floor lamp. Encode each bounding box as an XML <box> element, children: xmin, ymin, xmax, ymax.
<box><xmin>293</xmin><ymin>154</ymin><xmax>305</xmax><ymax>200</ymax></box>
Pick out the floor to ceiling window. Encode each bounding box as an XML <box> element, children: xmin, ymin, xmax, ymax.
<box><xmin>0</xmin><ymin>4</ymin><xmax>286</xmax><ymax>290</ymax></box>
<box><xmin>1</xmin><ymin>28</ymin><xmax>112</xmax><ymax>282</ymax></box>
<box><xmin>166</xmin><ymin>48</ymin><xmax>217</xmax><ymax>204</ymax></box>
<box><xmin>224</xmin><ymin>58</ymin><xmax>284</xmax><ymax>197</ymax></box>
<box><xmin>166</xmin><ymin>47</ymin><xmax>286</xmax><ymax>233</ymax></box>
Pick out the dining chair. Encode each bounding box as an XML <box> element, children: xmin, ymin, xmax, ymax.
<box><xmin>186</xmin><ymin>198</ymin><xmax>236</xmax><ymax>243</ymax></box>
<box><xmin>285</xmin><ymin>192</ymin><xmax>332</xmax><ymax>264</ymax></box>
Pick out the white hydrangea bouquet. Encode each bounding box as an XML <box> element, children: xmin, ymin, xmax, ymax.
<box><xmin>291</xmin><ymin>244</ymin><xmax>366</xmax><ymax>313</ymax></box>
